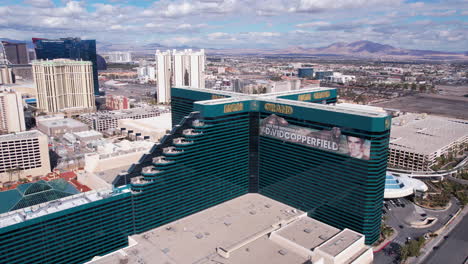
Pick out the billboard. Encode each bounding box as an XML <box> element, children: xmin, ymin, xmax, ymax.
<box><xmin>260</xmin><ymin>115</ymin><xmax>370</xmax><ymax>160</ymax></box>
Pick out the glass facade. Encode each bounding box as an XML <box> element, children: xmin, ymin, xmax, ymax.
<box><xmin>33</xmin><ymin>38</ymin><xmax>99</xmax><ymax>95</ymax></box>
<box><xmin>0</xmin><ymin>193</ymin><xmax>133</xmax><ymax>264</ymax></box>
<box><xmin>0</xmin><ymin>87</ymin><xmax>390</xmax><ymax>263</ymax></box>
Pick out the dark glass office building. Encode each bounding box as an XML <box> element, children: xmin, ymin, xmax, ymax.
<box><xmin>298</xmin><ymin>67</ymin><xmax>314</xmax><ymax>78</ymax></box>
<box><xmin>0</xmin><ymin>87</ymin><xmax>390</xmax><ymax>263</ymax></box>
<box><xmin>32</xmin><ymin>37</ymin><xmax>99</xmax><ymax>95</ymax></box>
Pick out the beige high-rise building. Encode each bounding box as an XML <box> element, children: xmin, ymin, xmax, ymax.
<box><xmin>0</xmin><ymin>66</ymin><xmax>14</xmax><ymax>85</ymax></box>
<box><xmin>32</xmin><ymin>59</ymin><xmax>96</xmax><ymax>115</ymax></box>
<box><xmin>156</xmin><ymin>49</ymin><xmax>205</xmax><ymax>104</ymax></box>
<box><xmin>0</xmin><ymin>130</ymin><xmax>50</xmax><ymax>182</ymax></box>
<box><xmin>156</xmin><ymin>50</ymin><xmax>172</xmax><ymax>104</ymax></box>
<box><xmin>0</xmin><ymin>89</ymin><xmax>26</xmax><ymax>133</ymax></box>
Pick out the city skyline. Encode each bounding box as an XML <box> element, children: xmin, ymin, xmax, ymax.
<box><xmin>0</xmin><ymin>0</ymin><xmax>466</xmax><ymax>52</ymax></box>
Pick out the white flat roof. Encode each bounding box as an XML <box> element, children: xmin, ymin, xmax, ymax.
<box><xmin>389</xmin><ymin>113</ymin><xmax>468</xmax><ymax>154</ymax></box>
<box><xmin>118</xmin><ymin>113</ymin><xmax>172</xmax><ymax>131</ymax></box>
<box><xmin>91</xmin><ymin>194</ymin><xmax>368</xmax><ymax>264</ymax></box>
<box><xmin>0</xmin><ymin>130</ymin><xmax>43</xmax><ymax>142</ymax></box>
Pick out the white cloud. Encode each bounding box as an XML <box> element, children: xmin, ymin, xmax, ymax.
<box><xmin>423</xmin><ymin>10</ymin><xmax>457</xmax><ymax>17</ymax></box>
<box><xmin>289</xmin><ymin>0</ymin><xmax>403</xmax><ymax>13</ymax></box>
<box><xmin>296</xmin><ymin>21</ymin><xmax>331</xmax><ymax>28</ymax></box>
<box><xmin>23</xmin><ymin>0</ymin><xmax>54</xmax><ymax>8</ymax></box>
<box><xmin>0</xmin><ymin>0</ymin><xmax>465</xmax><ymax>51</ymax></box>
<box><xmin>208</xmin><ymin>32</ymin><xmax>230</xmax><ymax>39</ymax></box>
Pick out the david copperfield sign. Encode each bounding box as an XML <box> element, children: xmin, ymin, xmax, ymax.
<box><xmin>260</xmin><ymin>115</ymin><xmax>371</xmax><ymax>160</ymax></box>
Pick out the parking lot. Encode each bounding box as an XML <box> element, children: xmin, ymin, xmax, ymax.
<box><xmin>374</xmin><ymin>196</ymin><xmax>461</xmax><ymax>263</ymax></box>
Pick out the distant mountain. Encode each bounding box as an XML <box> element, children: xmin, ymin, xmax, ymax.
<box><xmin>209</xmin><ymin>40</ymin><xmax>466</xmax><ymax>61</ymax></box>
<box><xmin>1</xmin><ymin>38</ymin><xmax>465</xmax><ymax>60</ymax></box>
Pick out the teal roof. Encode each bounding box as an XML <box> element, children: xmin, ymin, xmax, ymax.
<box><xmin>0</xmin><ymin>179</ymin><xmax>79</xmax><ymax>214</ymax></box>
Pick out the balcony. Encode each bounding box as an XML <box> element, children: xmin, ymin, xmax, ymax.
<box><xmin>183</xmin><ymin>129</ymin><xmax>202</xmax><ymax>137</ymax></box>
<box><xmin>141</xmin><ymin>166</ymin><xmax>161</xmax><ymax>176</ymax></box>
<box><xmin>152</xmin><ymin>156</ymin><xmax>175</xmax><ymax>166</ymax></box>
<box><xmin>192</xmin><ymin>120</ymin><xmax>208</xmax><ymax>128</ymax></box>
<box><xmin>163</xmin><ymin>146</ymin><xmax>184</xmax><ymax>156</ymax></box>
<box><xmin>173</xmin><ymin>137</ymin><xmax>194</xmax><ymax>146</ymax></box>
<box><xmin>130</xmin><ymin>176</ymin><xmax>152</xmax><ymax>186</ymax></box>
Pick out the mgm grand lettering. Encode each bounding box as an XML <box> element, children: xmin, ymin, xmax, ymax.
<box><xmin>313</xmin><ymin>91</ymin><xmax>331</xmax><ymax>100</ymax></box>
<box><xmin>260</xmin><ymin>114</ymin><xmax>370</xmax><ymax>160</ymax></box>
<box><xmin>264</xmin><ymin>103</ymin><xmax>293</xmax><ymax>115</ymax></box>
<box><xmin>212</xmin><ymin>94</ymin><xmax>227</xmax><ymax>99</ymax></box>
<box><xmin>298</xmin><ymin>94</ymin><xmax>312</xmax><ymax>101</ymax></box>
<box><xmin>224</xmin><ymin>103</ymin><xmax>243</xmax><ymax>113</ymax></box>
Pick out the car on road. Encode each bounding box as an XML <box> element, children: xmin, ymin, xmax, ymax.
<box><xmin>399</xmin><ymin>225</ymin><xmax>404</xmax><ymax>229</ymax></box>
<box><xmin>421</xmin><ymin>213</ymin><xmax>427</xmax><ymax>217</ymax></box>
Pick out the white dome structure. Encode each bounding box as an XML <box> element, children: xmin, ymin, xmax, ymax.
<box><xmin>384</xmin><ymin>173</ymin><xmax>428</xmax><ymax>199</ymax></box>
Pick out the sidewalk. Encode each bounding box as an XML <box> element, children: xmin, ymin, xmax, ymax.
<box><xmin>407</xmin><ymin>205</ymin><xmax>468</xmax><ymax>264</ymax></box>
<box><xmin>373</xmin><ymin>229</ymin><xmax>398</xmax><ymax>253</ymax></box>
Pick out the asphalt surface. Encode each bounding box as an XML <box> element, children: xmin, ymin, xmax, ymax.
<box><xmin>374</xmin><ymin>197</ymin><xmax>461</xmax><ymax>264</ymax></box>
<box><xmin>374</xmin><ymin>94</ymin><xmax>468</xmax><ymax>120</ymax></box>
<box><xmin>425</xmin><ymin>214</ymin><xmax>468</xmax><ymax>264</ymax></box>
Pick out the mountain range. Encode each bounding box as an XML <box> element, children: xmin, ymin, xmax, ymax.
<box><xmin>207</xmin><ymin>40</ymin><xmax>466</xmax><ymax>60</ymax></box>
<box><xmin>1</xmin><ymin>38</ymin><xmax>466</xmax><ymax>61</ymax></box>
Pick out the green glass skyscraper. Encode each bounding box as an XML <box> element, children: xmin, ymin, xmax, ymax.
<box><xmin>0</xmin><ymin>87</ymin><xmax>390</xmax><ymax>263</ymax></box>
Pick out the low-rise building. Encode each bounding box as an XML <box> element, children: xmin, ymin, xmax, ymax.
<box><xmin>79</xmin><ymin>107</ymin><xmax>168</xmax><ymax>132</ymax></box>
<box><xmin>105</xmin><ymin>95</ymin><xmax>129</xmax><ymax>110</ymax></box>
<box><xmin>91</xmin><ymin>194</ymin><xmax>373</xmax><ymax>264</ymax></box>
<box><xmin>117</xmin><ymin>113</ymin><xmax>171</xmax><ymax>141</ymax></box>
<box><xmin>388</xmin><ymin>113</ymin><xmax>468</xmax><ymax>171</ymax></box>
<box><xmin>0</xmin><ymin>130</ymin><xmax>50</xmax><ymax>182</ymax></box>
<box><xmin>78</xmin><ymin>139</ymin><xmax>154</xmax><ymax>189</ymax></box>
<box><xmin>36</xmin><ymin>115</ymin><xmax>88</xmax><ymax>137</ymax></box>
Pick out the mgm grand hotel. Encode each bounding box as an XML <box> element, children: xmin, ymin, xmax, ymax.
<box><xmin>0</xmin><ymin>87</ymin><xmax>391</xmax><ymax>264</ymax></box>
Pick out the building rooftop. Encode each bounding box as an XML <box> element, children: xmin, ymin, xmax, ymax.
<box><xmin>0</xmin><ymin>186</ymin><xmax>127</xmax><ymax>228</ymax></box>
<box><xmin>38</xmin><ymin>118</ymin><xmax>87</xmax><ymax>129</ymax></box>
<box><xmin>0</xmin><ymin>130</ymin><xmax>43</xmax><ymax>142</ymax></box>
<box><xmin>32</xmin><ymin>59</ymin><xmax>92</xmax><ymax>66</ymax></box>
<box><xmin>316</xmin><ymin>229</ymin><xmax>363</xmax><ymax>257</ymax></box>
<box><xmin>80</xmin><ymin>107</ymin><xmax>166</xmax><ymax>119</ymax></box>
<box><xmin>118</xmin><ymin>113</ymin><xmax>172</xmax><ymax>132</ymax></box>
<box><xmin>90</xmin><ymin>194</ymin><xmax>371</xmax><ymax>264</ymax></box>
<box><xmin>0</xmin><ymin>179</ymin><xmax>79</xmax><ymax>214</ymax></box>
<box><xmin>74</xmin><ymin>130</ymin><xmax>103</xmax><ymax>138</ymax></box>
<box><xmin>389</xmin><ymin>113</ymin><xmax>468</xmax><ymax>154</ymax></box>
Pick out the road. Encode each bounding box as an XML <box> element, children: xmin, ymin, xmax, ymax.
<box><xmin>374</xmin><ymin>197</ymin><xmax>461</xmax><ymax>264</ymax></box>
<box><xmin>425</xmin><ymin>214</ymin><xmax>468</xmax><ymax>264</ymax></box>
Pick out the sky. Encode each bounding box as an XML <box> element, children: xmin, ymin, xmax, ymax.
<box><xmin>0</xmin><ymin>0</ymin><xmax>467</xmax><ymax>51</ymax></box>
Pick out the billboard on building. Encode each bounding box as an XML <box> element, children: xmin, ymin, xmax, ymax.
<box><xmin>260</xmin><ymin>115</ymin><xmax>370</xmax><ymax>160</ymax></box>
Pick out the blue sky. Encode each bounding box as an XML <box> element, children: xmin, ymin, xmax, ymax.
<box><xmin>0</xmin><ymin>0</ymin><xmax>467</xmax><ymax>51</ymax></box>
